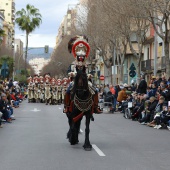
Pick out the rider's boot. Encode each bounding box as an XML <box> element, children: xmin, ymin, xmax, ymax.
<box><xmin>63</xmin><ymin>93</ymin><xmax>71</xmax><ymax>113</ymax></box>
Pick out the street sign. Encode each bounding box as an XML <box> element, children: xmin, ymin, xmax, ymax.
<box><xmin>1</xmin><ymin>61</ymin><xmax>9</xmax><ymax>78</ymax></box>
<box><xmin>129</xmin><ymin>70</ymin><xmax>136</xmax><ymax>78</ymax></box>
<box><xmin>100</xmin><ymin>75</ymin><xmax>105</xmax><ymax>80</ymax></box>
<box><xmin>129</xmin><ymin>63</ymin><xmax>136</xmax><ymax>78</ymax></box>
<box><xmin>129</xmin><ymin>63</ymin><xmax>136</xmax><ymax>71</ymax></box>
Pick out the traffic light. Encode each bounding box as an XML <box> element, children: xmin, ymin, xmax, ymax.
<box><xmin>44</xmin><ymin>45</ymin><xmax>49</xmax><ymax>53</ymax></box>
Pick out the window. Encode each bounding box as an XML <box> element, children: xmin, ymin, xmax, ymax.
<box><xmin>8</xmin><ymin>13</ymin><xmax>10</xmax><ymax>16</ymax></box>
<box><xmin>6</xmin><ymin>3</ymin><xmax>8</xmax><ymax>5</ymax></box>
<box><xmin>159</xmin><ymin>42</ymin><xmax>163</xmax><ymax>46</ymax></box>
<box><xmin>147</xmin><ymin>47</ymin><xmax>149</xmax><ymax>60</ymax></box>
<box><xmin>67</xmin><ymin>22</ymin><xmax>71</xmax><ymax>27</ymax></box>
<box><xmin>67</xmin><ymin>14</ymin><xmax>71</xmax><ymax>19</ymax></box>
<box><xmin>67</xmin><ymin>31</ymin><xmax>71</xmax><ymax>35</ymax></box>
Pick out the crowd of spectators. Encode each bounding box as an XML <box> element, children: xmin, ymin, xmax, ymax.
<box><xmin>0</xmin><ymin>79</ymin><xmax>26</xmax><ymax>128</ymax></box>
<box><xmin>97</xmin><ymin>75</ymin><xmax>170</xmax><ymax>130</ymax></box>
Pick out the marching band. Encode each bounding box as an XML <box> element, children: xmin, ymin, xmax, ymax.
<box><xmin>27</xmin><ymin>74</ymin><xmax>70</xmax><ymax>105</ymax></box>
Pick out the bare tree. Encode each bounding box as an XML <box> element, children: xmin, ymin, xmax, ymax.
<box><xmin>42</xmin><ymin>35</ymin><xmax>75</xmax><ymax>77</ymax></box>
<box><xmin>78</xmin><ymin>0</ymin><xmax>148</xmax><ymax>83</ymax></box>
<box><xmin>141</xmin><ymin>0</ymin><xmax>170</xmax><ymax>78</ymax></box>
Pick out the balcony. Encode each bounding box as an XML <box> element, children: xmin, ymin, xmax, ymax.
<box><xmin>146</xmin><ymin>59</ymin><xmax>154</xmax><ymax>70</ymax></box>
<box><xmin>12</xmin><ymin>2</ymin><xmax>15</xmax><ymax>11</ymax></box>
<box><xmin>0</xmin><ymin>11</ymin><xmax>5</xmax><ymax>20</ymax></box>
<box><xmin>12</xmin><ymin>14</ymin><xmax>15</xmax><ymax>20</ymax></box>
<box><xmin>141</xmin><ymin>59</ymin><xmax>154</xmax><ymax>72</ymax></box>
<box><xmin>142</xmin><ymin>57</ymin><xmax>166</xmax><ymax>72</ymax></box>
<box><xmin>157</xmin><ymin>56</ymin><xmax>166</xmax><ymax>70</ymax></box>
<box><xmin>141</xmin><ymin>61</ymin><xmax>146</xmax><ymax>71</ymax></box>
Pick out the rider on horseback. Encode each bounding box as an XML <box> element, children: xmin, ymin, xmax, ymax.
<box><xmin>64</xmin><ymin>35</ymin><xmax>102</xmax><ymax>114</ymax></box>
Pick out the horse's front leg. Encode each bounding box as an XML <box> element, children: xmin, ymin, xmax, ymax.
<box><xmin>66</xmin><ymin>113</ymin><xmax>72</xmax><ymax>139</ymax></box>
<box><xmin>83</xmin><ymin>113</ymin><xmax>92</xmax><ymax>151</ymax></box>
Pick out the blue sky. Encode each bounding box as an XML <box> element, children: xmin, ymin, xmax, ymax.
<box><xmin>15</xmin><ymin>0</ymin><xmax>79</xmax><ymax>47</ymax></box>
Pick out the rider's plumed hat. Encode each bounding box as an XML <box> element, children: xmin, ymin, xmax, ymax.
<box><xmin>68</xmin><ymin>35</ymin><xmax>90</xmax><ymax>71</ymax></box>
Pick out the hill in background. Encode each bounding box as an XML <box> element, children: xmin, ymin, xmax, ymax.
<box><xmin>25</xmin><ymin>47</ymin><xmax>53</xmax><ymax>61</ymax></box>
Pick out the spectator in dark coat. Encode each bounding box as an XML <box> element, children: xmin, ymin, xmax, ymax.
<box><xmin>131</xmin><ymin>83</ymin><xmax>136</xmax><ymax>92</ymax></box>
<box><xmin>131</xmin><ymin>94</ymin><xmax>147</xmax><ymax>120</ymax></box>
<box><xmin>113</xmin><ymin>85</ymin><xmax>120</xmax><ymax>111</ymax></box>
<box><xmin>0</xmin><ymin>93</ymin><xmax>11</xmax><ymax>123</ymax></box>
<box><xmin>160</xmin><ymin>84</ymin><xmax>170</xmax><ymax>102</ymax></box>
<box><xmin>140</xmin><ymin>97</ymin><xmax>158</xmax><ymax>124</ymax></box>
<box><xmin>137</xmin><ymin>76</ymin><xmax>147</xmax><ymax>94</ymax></box>
<box><xmin>161</xmin><ymin>76</ymin><xmax>167</xmax><ymax>85</ymax></box>
<box><xmin>8</xmin><ymin>79</ymin><xmax>13</xmax><ymax>89</ymax></box>
<box><xmin>154</xmin><ymin>76</ymin><xmax>162</xmax><ymax>88</ymax></box>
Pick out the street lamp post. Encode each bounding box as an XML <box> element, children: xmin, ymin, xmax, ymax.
<box><xmin>112</xmin><ymin>41</ymin><xmax>116</xmax><ymax>86</ymax></box>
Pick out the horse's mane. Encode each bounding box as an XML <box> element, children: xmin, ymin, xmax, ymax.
<box><xmin>71</xmin><ymin>70</ymin><xmax>89</xmax><ymax>98</ymax></box>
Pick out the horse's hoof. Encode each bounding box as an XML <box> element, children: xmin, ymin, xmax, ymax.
<box><xmin>70</xmin><ymin>139</ymin><xmax>79</xmax><ymax>145</ymax></box>
<box><xmin>70</xmin><ymin>141</ymin><xmax>77</xmax><ymax>145</ymax></box>
<box><xmin>83</xmin><ymin>144</ymin><xmax>92</xmax><ymax>151</ymax></box>
<box><xmin>84</xmin><ymin>147</ymin><xmax>92</xmax><ymax>151</ymax></box>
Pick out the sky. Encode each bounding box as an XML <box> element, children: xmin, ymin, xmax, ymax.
<box><xmin>15</xmin><ymin>0</ymin><xmax>79</xmax><ymax>48</ymax></box>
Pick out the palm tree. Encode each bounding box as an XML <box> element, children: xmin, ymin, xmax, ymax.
<box><xmin>15</xmin><ymin>4</ymin><xmax>42</xmax><ymax>72</ymax></box>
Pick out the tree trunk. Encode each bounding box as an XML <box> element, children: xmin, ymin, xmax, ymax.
<box><xmin>165</xmin><ymin>41</ymin><xmax>170</xmax><ymax>78</ymax></box>
<box><xmin>25</xmin><ymin>32</ymin><xmax>29</xmax><ymax>73</ymax></box>
<box><xmin>119</xmin><ymin>64</ymin><xmax>124</xmax><ymax>84</ymax></box>
<box><xmin>137</xmin><ymin>55</ymin><xmax>142</xmax><ymax>85</ymax></box>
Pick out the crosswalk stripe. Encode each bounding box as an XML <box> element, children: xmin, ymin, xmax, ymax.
<box><xmin>92</xmin><ymin>144</ymin><xmax>106</xmax><ymax>157</ymax></box>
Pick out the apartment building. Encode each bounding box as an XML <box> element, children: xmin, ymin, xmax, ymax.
<box><xmin>15</xmin><ymin>39</ymin><xmax>23</xmax><ymax>56</ymax></box>
<box><xmin>142</xmin><ymin>23</ymin><xmax>166</xmax><ymax>81</ymax></box>
<box><xmin>56</xmin><ymin>5</ymin><xmax>78</xmax><ymax>47</ymax></box>
<box><xmin>0</xmin><ymin>10</ymin><xmax>5</xmax><ymax>43</ymax></box>
<box><xmin>0</xmin><ymin>0</ymin><xmax>15</xmax><ymax>48</ymax></box>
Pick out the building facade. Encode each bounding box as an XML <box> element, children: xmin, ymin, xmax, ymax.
<box><xmin>14</xmin><ymin>39</ymin><xmax>23</xmax><ymax>56</ymax></box>
<box><xmin>55</xmin><ymin>5</ymin><xmax>78</xmax><ymax>47</ymax></box>
<box><xmin>0</xmin><ymin>0</ymin><xmax>15</xmax><ymax>48</ymax></box>
<box><xmin>0</xmin><ymin>10</ymin><xmax>5</xmax><ymax>43</ymax></box>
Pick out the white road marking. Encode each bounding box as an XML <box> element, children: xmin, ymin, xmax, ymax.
<box><xmin>92</xmin><ymin>144</ymin><xmax>106</xmax><ymax>157</ymax></box>
<box><xmin>30</xmin><ymin>108</ymin><xmax>41</xmax><ymax>112</ymax></box>
<box><xmin>59</xmin><ymin>107</ymin><xmax>65</xmax><ymax>114</ymax></box>
<box><xmin>80</xmin><ymin>129</ymin><xmax>83</xmax><ymax>133</ymax></box>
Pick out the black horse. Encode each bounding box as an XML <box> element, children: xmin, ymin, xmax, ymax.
<box><xmin>67</xmin><ymin>70</ymin><xmax>93</xmax><ymax>151</ymax></box>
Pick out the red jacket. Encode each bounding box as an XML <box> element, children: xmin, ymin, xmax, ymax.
<box><xmin>18</xmin><ymin>94</ymin><xmax>24</xmax><ymax>99</ymax></box>
<box><xmin>11</xmin><ymin>94</ymin><xmax>16</xmax><ymax>101</ymax></box>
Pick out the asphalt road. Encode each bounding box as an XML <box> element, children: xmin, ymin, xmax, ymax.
<box><xmin>0</xmin><ymin>101</ymin><xmax>170</xmax><ymax>170</ymax></box>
